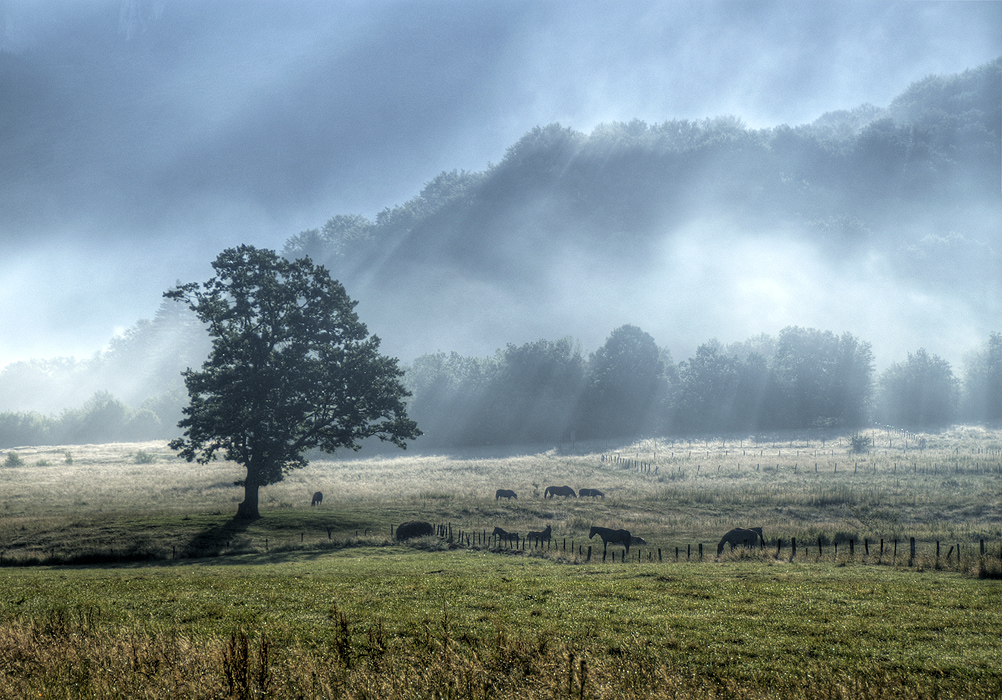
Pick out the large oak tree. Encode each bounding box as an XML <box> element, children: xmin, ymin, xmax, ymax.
<box><xmin>165</xmin><ymin>245</ymin><xmax>420</xmax><ymax>520</ymax></box>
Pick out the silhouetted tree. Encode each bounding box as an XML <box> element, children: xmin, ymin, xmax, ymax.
<box><xmin>166</xmin><ymin>246</ymin><xmax>420</xmax><ymax>520</ymax></box>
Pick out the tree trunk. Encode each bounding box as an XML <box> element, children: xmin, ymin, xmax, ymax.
<box><xmin>235</xmin><ymin>480</ymin><xmax>262</xmax><ymax>520</ymax></box>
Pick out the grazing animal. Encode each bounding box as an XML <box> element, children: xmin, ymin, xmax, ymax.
<box><xmin>526</xmin><ymin>525</ymin><xmax>552</xmax><ymax>546</ymax></box>
<box><xmin>492</xmin><ymin>526</ymin><xmax>519</xmax><ymax>544</ymax></box>
<box><xmin>717</xmin><ymin>527</ymin><xmax>764</xmax><ymax>555</ymax></box>
<box><xmin>311</xmin><ymin>491</ymin><xmax>323</xmax><ymax>506</ymax></box>
<box><xmin>395</xmin><ymin>520</ymin><xmax>434</xmax><ymax>541</ymax></box>
<box><xmin>589</xmin><ymin>526</ymin><xmax>633</xmax><ymax>552</ymax></box>
<box><xmin>495</xmin><ymin>489</ymin><xmax>518</xmax><ymax>501</ymax></box>
<box><xmin>578</xmin><ymin>488</ymin><xmax>605</xmax><ymax>498</ymax></box>
<box><xmin>544</xmin><ymin>485</ymin><xmax>577</xmax><ymax>499</ymax></box>
<box><xmin>630</xmin><ymin>536</ymin><xmax>647</xmax><ymax>546</ymax></box>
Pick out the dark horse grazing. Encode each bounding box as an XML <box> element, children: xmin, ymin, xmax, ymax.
<box><xmin>717</xmin><ymin>527</ymin><xmax>764</xmax><ymax>555</ymax></box>
<box><xmin>526</xmin><ymin>525</ymin><xmax>552</xmax><ymax>546</ymax></box>
<box><xmin>495</xmin><ymin>489</ymin><xmax>518</xmax><ymax>500</ymax></box>
<box><xmin>544</xmin><ymin>485</ymin><xmax>576</xmax><ymax>499</ymax></box>
<box><xmin>395</xmin><ymin>521</ymin><xmax>434</xmax><ymax>540</ymax></box>
<box><xmin>589</xmin><ymin>526</ymin><xmax>633</xmax><ymax>553</ymax></box>
<box><xmin>578</xmin><ymin>488</ymin><xmax>605</xmax><ymax>498</ymax></box>
<box><xmin>492</xmin><ymin>526</ymin><xmax>519</xmax><ymax>544</ymax></box>
<box><xmin>311</xmin><ymin>491</ymin><xmax>323</xmax><ymax>506</ymax></box>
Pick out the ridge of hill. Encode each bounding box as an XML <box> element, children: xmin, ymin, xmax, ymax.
<box><xmin>280</xmin><ymin>58</ymin><xmax>1000</xmax><ymax>364</ymax></box>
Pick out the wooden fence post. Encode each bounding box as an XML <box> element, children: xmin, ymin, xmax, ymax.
<box><xmin>790</xmin><ymin>537</ymin><xmax>796</xmax><ymax>561</ymax></box>
<box><xmin>698</xmin><ymin>543</ymin><xmax>703</xmax><ymax>561</ymax></box>
<box><xmin>587</xmin><ymin>546</ymin><xmax>592</xmax><ymax>562</ymax></box>
<box><xmin>909</xmin><ymin>537</ymin><xmax>916</xmax><ymax>566</ymax></box>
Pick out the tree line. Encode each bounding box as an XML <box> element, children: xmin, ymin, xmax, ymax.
<box><xmin>1</xmin><ymin>320</ymin><xmax>999</xmax><ymax>451</ymax></box>
<box><xmin>403</xmin><ymin>326</ymin><xmax>1000</xmax><ymax>448</ymax></box>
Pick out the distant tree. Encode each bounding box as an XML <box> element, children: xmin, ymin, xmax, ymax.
<box><xmin>485</xmin><ymin>338</ymin><xmax>585</xmax><ymax>444</ymax></box>
<box><xmin>576</xmin><ymin>325</ymin><xmax>667</xmax><ymax>438</ymax></box>
<box><xmin>674</xmin><ymin>341</ymin><xmax>741</xmax><ymax>433</ymax></box>
<box><xmin>877</xmin><ymin>349</ymin><xmax>958</xmax><ymax>428</ymax></box>
<box><xmin>166</xmin><ymin>245</ymin><xmax>420</xmax><ymax>520</ymax></box>
<box><xmin>0</xmin><ymin>411</ymin><xmax>52</xmax><ymax>449</ymax></box>
<box><xmin>404</xmin><ymin>351</ymin><xmax>496</xmax><ymax>447</ymax></box>
<box><xmin>58</xmin><ymin>391</ymin><xmax>130</xmax><ymax>445</ymax></box>
<box><xmin>673</xmin><ymin>342</ymin><xmax>777</xmax><ymax>433</ymax></box>
<box><xmin>281</xmin><ymin>214</ymin><xmax>374</xmax><ymax>273</ymax></box>
<box><xmin>733</xmin><ymin>352</ymin><xmax>775</xmax><ymax>430</ymax></box>
<box><xmin>771</xmin><ymin>327</ymin><xmax>874</xmax><ymax>429</ymax></box>
<box><xmin>962</xmin><ymin>332</ymin><xmax>1002</xmax><ymax>424</ymax></box>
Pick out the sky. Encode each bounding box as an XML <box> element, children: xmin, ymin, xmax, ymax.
<box><xmin>1</xmin><ymin>0</ymin><xmax>1000</xmax><ymax>374</ymax></box>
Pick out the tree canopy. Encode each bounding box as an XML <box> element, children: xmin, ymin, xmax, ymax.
<box><xmin>165</xmin><ymin>245</ymin><xmax>420</xmax><ymax>520</ymax></box>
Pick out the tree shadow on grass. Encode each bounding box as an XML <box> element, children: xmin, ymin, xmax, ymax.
<box><xmin>181</xmin><ymin>516</ymin><xmax>255</xmax><ymax>559</ymax></box>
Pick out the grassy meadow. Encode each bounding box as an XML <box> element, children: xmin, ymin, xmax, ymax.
<box><xmin>1</xmin><ymin>427</ymin><xmax>1001</xmax><ymax>697</ymax></box>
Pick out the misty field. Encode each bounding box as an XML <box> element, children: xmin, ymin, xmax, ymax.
<box><xmin>1</xmin><ymin>428</ymin><xmax>1001</xmax><ymax>698</ymax></box>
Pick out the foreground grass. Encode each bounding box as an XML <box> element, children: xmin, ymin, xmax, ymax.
<box><xmin>1</xmin><ymin>548</ymin><xmax>1001</xmax><ymax>698</ymax></box>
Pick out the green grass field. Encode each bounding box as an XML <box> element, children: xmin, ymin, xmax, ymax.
<box><xmin>1</xmin><ymin>427</ymin><xmax>1001</xmax><ymax>697</ymax></box>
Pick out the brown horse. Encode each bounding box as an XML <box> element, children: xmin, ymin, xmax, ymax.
<box><xmin>589</xmin><ymin>526</ymin><xmax>633</xmax><ymax>552</ymax></box>
<box><xmin>311</xmin><ymin>491</ymin><xmax>323</xmax><ymax>506</ymax></box>
<box><xmin>544</xmin><ymin>485</ymin><xmax>576</xmax><ymax>499</ymax></box>
<box><xmin>526</xmin><ymin>525</ymin><xmax>552</xmax><ymax>546</ymax></box>
<box><xmin>578</xmin><ymin>488</ymin><xmax>605</xmax><ymax>498</ymax></box>
<box><xmin>492</xmin><ymin>526</ymin><xmax>519</xmax><ymax>544</ymax></box>
<box><xmin>495</xmin><ymin>489</ymin><xmax>518</xmax><ymax>500</ymax></box>
<box><xmin>717</xmin><ymin>527</ymin><xmax>764</xmax><ymax>555</ymax></box>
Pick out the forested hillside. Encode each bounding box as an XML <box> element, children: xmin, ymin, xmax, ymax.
<box><xmin>285</xmin><ymin>57</ymin><xmax>1000</xmax><ymax>294</ymax></box>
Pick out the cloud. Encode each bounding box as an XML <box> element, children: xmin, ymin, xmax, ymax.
<box><xmin>0</xmin><ymin>0</ymin><xmax>999</xmax><ymax>374</ymax></box>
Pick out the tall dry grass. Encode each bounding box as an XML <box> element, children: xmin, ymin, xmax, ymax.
<box><xmin>2</xmin><ymin>606</ymin><xmax>998</xmax><ymax>700</ymax></box>
<box><xmin>1</xmin><ymin>427</ymin><xmax>1000</xmax><ymax>564</ymax></box>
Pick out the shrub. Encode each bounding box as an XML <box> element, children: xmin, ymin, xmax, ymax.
<box><xmin>3</xmin><ymin>452</ymin><xmax>24</xmax><ymax>467</ymax></box>
<box><xmin>134</xmin><ymin>450</ymin><xmax>156</xmax><ymax>464</ymax></box>
<box><xmin>849</xmin><ymin>433</ymin><xmax>873</xmax><ymax>454</ymax></box>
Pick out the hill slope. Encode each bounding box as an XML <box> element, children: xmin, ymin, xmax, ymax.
<box><xmin>285</xmin><ymin>58</ymin><xmax>1002</xmax><ymax>364</ymax></box>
